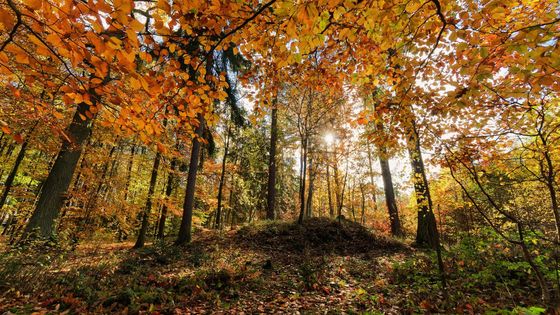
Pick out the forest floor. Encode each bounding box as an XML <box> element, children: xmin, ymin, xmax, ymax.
<box><xmin>0</xmin><ymin>218</ymin><xmax>547</xmax><ymax>314</ymax></box>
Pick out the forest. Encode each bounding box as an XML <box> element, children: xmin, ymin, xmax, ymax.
<box><xmin>0</xmin><ymin>0</ymin><xmax>559</xmax><ymax>313</ymax></box>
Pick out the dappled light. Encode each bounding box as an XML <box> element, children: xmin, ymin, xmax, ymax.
<box><xmin>0</xmin><ymin>0</ymin><xmax>559</xmax><ymax>313</ymax></box>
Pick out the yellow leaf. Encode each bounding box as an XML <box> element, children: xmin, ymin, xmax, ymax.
<box><xmin>129</xmin><ymin>77</ymin><xmax>141</xmax><ymax>89</ymax></box>
<box><xmin>53</xmin><ymin>111</ymin><xmax>64</xmax><ymax>119</ymax></box>
<box><xmin>130</xmin><ymin>19</ymin><xmax>144</xmax><ymax>32</ymax></box>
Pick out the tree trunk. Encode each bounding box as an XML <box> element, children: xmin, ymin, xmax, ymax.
<box><xmin>350</xmin><ymin>179</ymin><xmax>356</xmax><ymax>222</ymax></box>
<box><xmin>306</xmin><ymin>157</ymin><xmax>314</xmax><ymax>218</ymax></box>
<box><xmin>266</xmin><ymin>105</ymin><xmax>278</xmax><ymax>220</ymax></box>
<box><xmin>378</xmin><ymin>151</ymin><xmax>402</xmax><ymax>236</ymax></box>
<box><xmin>176</xmin><ymin>115</ymin><xmax>205</xmax><ymax>245</ymax></box>
<box><xmin>23</xmin><ymin>101</ymin><xmax>94</xmax><ymax>240</ymax></box>
<box><xmin>133</xmin><ymin>149</ymin><xmax>161</xmax><ymax>248</ymax></box>
<box><xmin>215</xmin><ymin>124</ymin><xmax>231</xmax><ymax>229</ymax></box>
<box><xmin>0</xmin><ymin>139</ymin><xmax>29</xmax><ymax>211</ymax></box>
<box><xmin>366</xmin><ymin>140</ymin><xmax>379</xmax><ymax>212</ymax></box>
<box><xmin>157</xmin><ymin>157</ymin><xmax>177</xmax><ymax>239</ymax></box>
<box><xmin>298</xmin><ymin>137</ymin><xmax>308</xmax><ymax>224</ymax></box>
<box><xmin>326</xmin><ymin>164</ymin><xmax>334</xmax><ymax>218</ymax></box>
<box><xmin>360</xmin><ymin>183</ymin><xmax>366</xmax><ymax>224</ymax></box>
<box><xmin>334</xmin><ymin>162</ymin><xmax>341</xmax><ymax>217</ymax></box>
<box><xmin>337</xmin><ymin>160</ymin><xmax>349</xmax><ymax>220</ymax></box>
<box><xmin>407</xmin><ymin>124</ymin><xmax>439</xmax><ymax>248</ymax></box>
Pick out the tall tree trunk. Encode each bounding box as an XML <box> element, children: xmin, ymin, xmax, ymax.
<box><xmin>360</xmin><ymin>183</ymin><xmax>366</xmax><ymax>224</ymax></box>
<box><xmin>378</xmin><ymin>151</ymin><xmax>402</xmax><ymax>236</ymax></box>
<box><xmin>366</xmin><ymin>140</ymin><xmax>379</xmax><ymax>212</ymax></box>
<box><xmin>306</xmin><ymin>157</ymin><xmax>314</xmax><ymax>218</ymax></box>
<box><xmin>337</xmin><ymin>159</ymin><xmax>349</xmax><ymax>219</ymax></box>
<box><xmin>333</xmin><ymin>161</ymin><xmax>341</xmax><ymax>217</ymax></box>
<box><xmin>326</xmin><ymin>164</ymin><xmax>334</xmax><ymax>218</ymax></box>
<box><xmin>176</xmin><ymin>115</ymin><xmax>205</xmax><ymax>245</ymax></box>
<box><xmin>0</xmin><ymin>139</ymin><xmax>29</xmax><ymax>211</ymax></box>
<box><xmin>266</xmin><ymin>105</ymin><xmax>278</xmax><ymax>220</ymax></box>
<box><xmin>157</xmin><ymin>157</ymin><xmax>177</xmax><ymax>239</ymax></box>
<box><xmin>298</xmin><ymin>137</ymin><xmax>308</xmax><ymax>224</ymax></box>
<box><xmin>408</xmin><ymin>123</ymin><xmax>439</xmax><ymax>247</ymax></box>
<box><xmin>133</xmin><ymin>150</ymin><xmax>161</xmax><ymax>248</ymax></box>
<box><xmin>350</xmin><ymin>179</ymin><xmax>356</xmax><ymax>222</ymax></box>
<box><xmin>23</xmin><ymin>101</ymin><xmax>94</xmax><ymax>240</ymax></box>
<box><xmin>215</xmin><ymin>124</ymin><xmax>231</xmax><ymax>229</ymax></box>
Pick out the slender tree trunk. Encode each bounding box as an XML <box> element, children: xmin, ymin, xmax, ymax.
<box><xmin>0</xmin><ymin>139</ymin><xmax>29</xmax><ymax>211</ymax></box>
<box><xmin>23</xmin><ymin>101</ymin><xmax>94</xmax><ymax>240</ymax></box>
<box><xmin>333</xmin><ymin>162</ymin><xmax>341</xmax><ymax>217</ymax></box>
<box><xmin>298</xmin><ymin>137</ymin><xmax>308</xmax><ymax>224</ymax></box>
<box><xmin>133</xmin><ymin>150</ymin><xmax>161</xmax><ymax>248</ymax></box>
<box><xmin>176</xmin><ymin>115</ymin><xmax>205</xmax><ymax>245</ymax></box>
<box><xmin>366</xmin><ymin>140</ymin><xmax>379</xmax><ymax>212</ymax></box>
<box><xmin>360</xmin><ymin>183</ymin><xmax>366</xmax><ymax>224</ymax></box>
<box><xmin>157</xmin><ymin>157</ymin><xmax>177</xmax><ymax>239</ymax></box>
<box><xmin>266</xmin><ymin>105</ymin><xmax>278</xmax><ymax>220</ymax></box>
<box><xmin>215</xmin><ymin>124</ymin><xmax>231</xmax><ymax>229</ymax></box>
<box><xmin>228</xmin><ymin>172</ymin><xmax>235</xmax><ymax>228</ymax></box>
<box><xmin>350</xmin><ymin>180</ymin><xmax>356</xmax><ymax>222</ymax></box>
<box><xmin>306</xmin><ymin>157</ymin><xmax>314</xmax><ymax>218</ymax></box>
<box><xmin>378</xmin><ymin>150</ymin><xmax>402</xmax><ymax>236</ymax></box>
<box><xmin>338</xmin><ymin>159</ymin><xmax>349</xmax><ymax>220</ymax></box>
<box><xmin>327</xmin><ymin>164</ymin><xmax>334</xmax><ymax>218</ymax></box>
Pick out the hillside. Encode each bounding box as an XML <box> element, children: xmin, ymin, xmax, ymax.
<box><xmin>0</xmin><ymin>218</ymin><xmax>547</xmax><ymax>314</ymax></box>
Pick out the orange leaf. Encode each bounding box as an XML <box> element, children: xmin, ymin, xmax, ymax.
<box><xmin>27</xmin><ymin>0</ymin><xmax>42</xmax><ymax>10</ymax></box>
<box><xmin>13</xmin><ymin>134</ymin><xmax>23</xmax><ymax>144</ymax></box>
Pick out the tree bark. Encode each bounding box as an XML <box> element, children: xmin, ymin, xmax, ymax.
<box><xmin>360</xmin><ymin>183</ymin><xmax>366</xmax><ymax>224</ymax></box>
<box><xmin>306</xmin><ymin>157</ymin><xmax>314</xmax><ymax>218</ymax></box>
<box><xmin>407</xmin><ymin>123</ymin><xmax>439</xmax><ymax>247</ymax></box>
<box><xmin>378</xmin><ymin>151</ymin><xmax>402</xmax><ymax>236</ymax></box>
<box><xmin>23</xmin><ymin>101</ymin><xmax>94</xmax><ymax>240</ymax></box>
<box><xmin>215</xmin><ymin>124</ymin><xmax>231</xmax><ymax>229</ymax></box>
<box><xmin>366</xmin><ymin>140</ymin><xmax>379</xmax><ymax>212</ymax></box>
<box><xmin>326</xmin><ymin>164</ymin><xmax>334</xmax><ymax>218</ymax></box>
<box><xmin>266</xmin><ymin>105</ymin><xmax>278</xmax><ymax>220</ymax></box>
<box><xmin>298</xmin><ymin>137</ymin><xmax>308</xmax><ymax>224</ymax></box>
<box><xmin>176</xmin><ymin>115</ymin><xmax>205</xmax><ymax>245</ymax></box>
